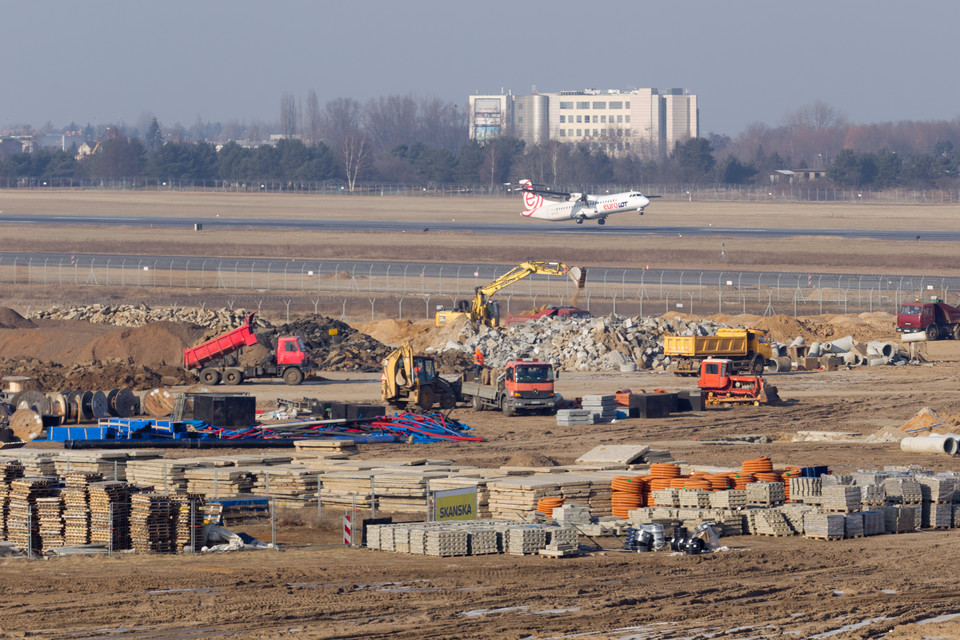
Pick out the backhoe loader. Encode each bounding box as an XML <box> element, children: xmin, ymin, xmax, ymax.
<box><xmin>381</xmin><ymin>342</ymin><xmax>460</xmax><ymax>411</ymax></box>
<box><xmin>435</xmin><ymin>261</ymin><xmax>587</xmax><ymax>328</ymax></box>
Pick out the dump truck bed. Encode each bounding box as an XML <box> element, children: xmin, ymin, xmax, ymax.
<box><xmin>662</xmin><ymin>334</ymin><xmax>749</xmax><ymax>357</ymax></box>
<box><xmin>182</xmin><ymin>311</ymin><xmax>259</xmax><ymax>370</ymax></box>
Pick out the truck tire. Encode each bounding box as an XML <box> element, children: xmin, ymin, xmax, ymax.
<box><xmin>953</xmin><ymin>325</ymin><xmax>960</xmax><ymax>341</ymax></box>
<box><xmin>418</xmin><ymin>386</ymin><xmax>435</xmax><ymax>411</ymax></box>
<box><xmin>224</xmin><ymin>369</ymin><xmax>244</xmax><ymax>385</ymax></box>
<box><xmin>471</xmin><ymin>395</ymin><xmax>483</xmax><ymax>411</ymax></box>
<box><xmin>200</xmin><ymin>368</ymin><xmax>221</xmax><ymax>385</ymax></box>
<box><xmin>440</xmin><ymin>392</ymin><xmax>457</xmax><ymax>410</ymax></box>
<box><xmin>502</xmin><ymin>402</ymin><xmax>515</xmax><ymax>418</ymax></box>
<box><xmin>283</xmin><ymin>367</ymin><xmax>304</xmax><ymax>386</ymax></box>
<box><xmin>926</xmin><ymin>324</ymin><xmax>940</xmax><ymax>341</ymax></box>
<box><xmin>750</xmin><ymin>355</ymin><xmax>765</xmax><ymax>375</ymax></box>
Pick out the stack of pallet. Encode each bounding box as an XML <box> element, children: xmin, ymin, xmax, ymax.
<box><xmin>507</xmin><ymin>525</ymin><xmax>548</xmax><ymax>555</ymax></box>
<box><xmin>788</xmin><ymin>477</ymin><xmax>822</xmax><ymax>505</ymax></box>
<box><xmin>170</xmin><ymin>493</ymin><xmax>204</xmax><ymax>552</ymax></box>
<box><xmin>293</xmin><ymin>439</ymin><xmax>359</xmax><ymax>458</ymax></box>
<box><xmin>0</xmin><ymin>459</ymin><xmax>25</xmax><ymax>541</ymax></box>
<box><xmin>184</xmin><ymin>467</ymin><xmax>255</xmax><ymax>498</ymax></box>
<box><xmin>249</xmin><ymin>466</ymin><xmax>319</xmax><ymax>509</ymax></box>
<box><xmin>746</xmin><ymin>481</ymin><xmax>785</xmax><ymax>506</ymax></box>
<box><xmin>15</xmin><ymin>452</ymin><xmax>59</xmax><ymax>477</ymax></box>
<box><xmin>131</xmin><ymin>493</ymin><xmax>176</xmax><ymax>553</ymax></box>
<box><xmin>7</xmin><ymin>477</ymin><xmax>59</xmax><ymax>554</ymax></box>
<box><xmin>922</xmin><ymin>501</ymin><xmax>953</xmax><ymax>529</ymax></box>
<box><xmin>843</xmin><ymin>512</ymin><xmax>864</xmax><ymax>538</ymax></box>
<box><xmin>803</xmin><ymin>512</ymin><xmax>845</xmax><ymax>540</ymax></box>
<box><xmin>368</xmin><ymin>471</ymin><xmax>448</xmax><ymax>512</ymax></box>
<box><xmin>882</xmin><ymin>505</ymin><xmax>918</xmax><ymax>533</ymax></box>
<box><xmin>916</xmin><ymin>476</ymin><xmax>956</xmax><ymax>503</ymax></box>
<box><xmin>861</xmin><ymin>509</ymin><xmax>886</xmax><ymax>536</ymax></box>
<box><xmin>36</xmin><ymin>495</ymin><xmax>65</xmax><ymax>550</ymax></box>
<box><xmin>883</xmin><ymin>477</ymin><xmax>923</xmax><ymax>505</ymax></box>
<box><xmin>62</xmin><ymin>472</ymin><xmax>104</xmax><ymax>546</ymax></box>
<box><xmin>488</xmin><ymin>477</ymin><xmax>562</xmax><ymax>520</ymax></box>
<box><xmin>709</xmin><ymin>490</ymin><xmax>747</xmax><ymax>509</ymax></box>
<box><xmin>89</xmin><ymin>481</ymin><xmax>133</xmax><ymax>550</ymax></box>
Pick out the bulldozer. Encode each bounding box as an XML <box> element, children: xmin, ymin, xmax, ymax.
<box><xmin>435</xmin><ymin>261</ymin><xmax>587</xmax><ymax>328</ymax></box>
<box><xmin>697</xmin><ymin>358</ymin><xmax>781</xmax><ymax>406</ymax></box>
<box><xmin>380</xmin><ymin>342</ymin><xmax>461</xmax><ymax>411</ymax></box>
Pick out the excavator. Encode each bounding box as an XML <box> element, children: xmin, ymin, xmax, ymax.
<box><xmin>435</xmin><ymin>261</ymin><xmax>587</xmax><ymax>328</ymax></box>
<box><xmin>381</xmin><ymin>342</ymin><xmax>460</xmax><ymax>411</ymax></box>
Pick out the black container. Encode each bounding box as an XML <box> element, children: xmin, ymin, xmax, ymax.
<box><xmin>191</xmin><ymin>394</ymin><xmax>256</xmax><ymax>428</ymax></box>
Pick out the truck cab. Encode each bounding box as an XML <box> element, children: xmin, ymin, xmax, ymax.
<box><xmin>276</xmin><ymin>336</ymin><xmax>308</xmax><ymax>366</ymax></box>
<box><xmin>897</xmin><ymin>297</ymin><xmax>960</xmax><ymax>340</ymax></box>
<box><xmin>697</xmin><ymin>358</ymin><xmax>733</xmax><ymax>390</ymax></box>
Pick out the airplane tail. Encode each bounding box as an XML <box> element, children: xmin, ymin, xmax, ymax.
<box><xmin>519</xmin><ymin>179</ymin><xmax>542</xmax><ymax>216</ymax></box>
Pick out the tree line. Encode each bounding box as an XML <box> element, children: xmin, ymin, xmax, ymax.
<box><xmin>3</xmin><ymin>96</ymin><xmax>960</xmax><ymax>190</ymax></box>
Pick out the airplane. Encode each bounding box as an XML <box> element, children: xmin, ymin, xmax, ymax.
<box><xmin>517</xmin><ymin>179</ymin><xmax>657</xmax><ymax>225</ymax></box>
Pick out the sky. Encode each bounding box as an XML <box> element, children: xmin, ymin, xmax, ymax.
<box><xmin>4</xmin><ymin>0</ymin><xmax>959</xmax><ymax>138</ymax></box>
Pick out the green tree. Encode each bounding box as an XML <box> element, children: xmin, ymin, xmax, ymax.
<box><xmin>673</xmin><ymin>138</ymin><xmax>716</xmax><ymax>182</ymax></box>
<box><xmin>718</xmin><ymin>155</ymin><xmax>757</xmax><ymax>184</ymax></box>
<box><xmin>145</xmin><ymin>118</ymin><xmax>163</xmax><ymax>153</ymax></box>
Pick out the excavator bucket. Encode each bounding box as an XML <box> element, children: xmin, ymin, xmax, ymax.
<box><xmin>567</xmin><ymin>266</ymin><xmax>587</xmax><ymax>288</ymax></box>
<box><xmin>758</xmin><ymin>384</ymin><xmax>781</xmax><ymax>405</ymax></box>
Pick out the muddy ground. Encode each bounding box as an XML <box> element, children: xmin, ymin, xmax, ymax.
<box><xmin>1</xmin><ymin>192</ymin><xmax>959</xmax><ymax>639</ymax></box>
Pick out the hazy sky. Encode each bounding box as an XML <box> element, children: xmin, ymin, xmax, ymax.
<box><xmin>4</xmin><ymin>1</ymin><xmax>958</xmax><ymax>137</ymax></box>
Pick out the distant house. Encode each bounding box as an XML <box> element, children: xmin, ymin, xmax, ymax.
<box><xmin>767</xmin><ymin>169</ymin><xmax>827</xmax><ymax>184</ymax></box>
<box><xmin>0</xmin><ymin>138</ymin><xmax>24</xmax><ymax>158</ymax></box>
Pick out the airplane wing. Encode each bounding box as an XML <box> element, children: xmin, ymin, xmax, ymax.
<box><xmin>520</xmin><ymin>184</ymin><xmax>573</xmax><ymax>200</ymax></box>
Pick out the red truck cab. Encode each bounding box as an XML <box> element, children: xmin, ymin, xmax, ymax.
<box><xmin>276</xmin><ymin>336</ymin><xmax>308</xmax><ymax>365</ymax></box>
<box><xmin>897</xmin><ymin>297</ymin><xmax>960</xmax><ymax>340</ymax></box>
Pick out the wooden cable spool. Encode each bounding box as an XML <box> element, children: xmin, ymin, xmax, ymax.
<box><xmin>11</xmin><ymin>390</ymin><xmax>51</xmax><ymax>415</ymax></box>
<box><xmin>10</xmin><ymin>408</ymin><xmax>44</xmax><ymax>442</ymax></box>
<box><xmin>143</xmin><ymin>388</ymin><xmax>175</xmax><ymax>418</ymax></box>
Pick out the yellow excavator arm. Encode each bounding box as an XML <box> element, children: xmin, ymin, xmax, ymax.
<box><xmin>469</xmin><ymin>262</ymin><xmax>586</xmax><ymax>326</ymax></box>
<box><xmin>381</xmin><ymin>342</ymin><xmax>415</xmax><ymax>403</ymax></box>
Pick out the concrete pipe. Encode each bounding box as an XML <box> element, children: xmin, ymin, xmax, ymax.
<box><xmin>842</xmin><ymin>352</ymin><xmax>865</xmax><ymax>366</ymax></box>
<box><xmin>938</xmin><ymin>433</ymin><xmax>960</xmax><ymax>456</ymax></box>
<box><xmin>866</xmin><ymin>356</ymin><xmax>888</xmax><ymax>367</ymax></box>
<box><xmin>901</xmin><ymin>332</ymin><xmax>927</xmax><ymax>343</ymax></box>
<box><xmin>867</xmin><ymin>341</ymin><xmax>894</xmax><ymax>358</ymax></box>
<box><xmin>767</xmin><ymin>356</ymin><xmax>792</xmax><ymax>373</ymax></box>
<box><xmin>901</xmin><ymin>435</ymin><xmax>953</xmax><ymax>455</ymax></box>
<box><xmin>808</xmin><ymin>341</ymin><xmax>822</xmax><ymax>357</ymax></box>
<box><xmin>823</xmin><ymin>335</ymin><xmax>855</xmax><ymax>353</ymax></box>
<box><xmin>789</xmin><ymin>336</ymin><xmax>806</xmax><ymax>348</ymax></box>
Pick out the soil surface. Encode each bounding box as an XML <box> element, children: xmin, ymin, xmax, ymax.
<box><xmin>0</xmin><ymin>192</ymin><xmax>959</xmax><ymax>639</ymax></box>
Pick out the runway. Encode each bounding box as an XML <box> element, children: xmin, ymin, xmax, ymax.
<box><xmin>0</xmin><ymin>212</ymin><xmax>953</xmax><ymax>242</ymax></box>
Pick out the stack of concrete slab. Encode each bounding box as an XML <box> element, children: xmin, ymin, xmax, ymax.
<box><xmin>883</xmin><ymin>505</ymin><xmax>918</xmax><ymax>533</ymax></box>
<box><xmin>652</xmin><ymin>489</ymin><xmax>680</xmax><ymax>507</ymax></box>
<box><xmin>581</xmin><ymin>395</ymin><xmax>618</xmax><ymax>423</ymax></box>
<box><xmin>789</xmin><ymin>477</ymin><xmax>822</xmax><ymax>504</ymax></box>
<box><xmin>803</xmin><ymin>512</ymin><xmax>844</xmax><ymax>540</ymax></box>
<box><xmin>507</xmin><ymin>525</ymin><xmax>548</xmax><ymax>555</ymax></box>
<box><xmin>746</xmin><ymin>481</ymin><xmax>785</xmax><ymax>506</ymax></box>
<box><xmin>556</xmin><ymin>409</ymin><xmax>594</xmax><ymax>426</ymax></box>
<box><xmin>861</xmin><ymin>510</ymin><xmax>885</xmax><ymax>536</ymax></box>
<box><xmin>15</xmin><ymin>452</ymin><xmax>59</xmax><ymax>477</ymax></box>
<box><xmin>883</xmin><ymin>478</ymin><xmax>923</xmax><ymax>504</ymax></box>
<box><xmin>843</xmin><ymin>512</ymin><xmax>864</xmax><ymax>538</ymax></box>
<box><xmin>679</xmin><ymin>489</ymin><xmax>711</xmax><ymax>509</ymax></box>
<box><xmin>753</xmin><ymin>510</ymin><xmax>794</xmax><ymax>537</ymax></box>
<box><xmin>249</xmin><ymin>465</ymin><xmax>319</xmax><ymax>508</ymax></box>
<box><xmin>858</xmin><ymin>483</ymin><xmax>886</xmax><ymax>506</ymax></box>
<box><xmin>425</xmin><ymin>529</ymin><xmax>469</xmax><ymax>557</ymax></box>
<box><xmin>921</xmin><ymin>502</ymin><xmax>953</xmax><ymax>529</ymax></box>
<box><xmin>553</xmin><ymin>503</ymin><xmax>591</xmax><ymax>525</ymax></box>
<box><xmin>709</xmin><ymin>490</ymin><xmax>746</xmax><ymax>509</ymax></box>
<box><xmin>488</xmin><ymin>477</ymin><xmax>561</xmax><ymax>520</ymax></box>
<box><xmin>820</xmin><ymin>485</ymin><xmax>861</xmax><ymax>512</ymax></box>
<box><xmin>778</xmin><ymin>503</ymin><xmax>814</xmax><ymax>532</ymax></box>
<box><xmin>916</xmin><ymin>476</ymin><xmax>956</xmax><ymax>503</ymax></box>
<box><xmin>53</xmin><ymin>452</ymin><xmax>134</xmax><ymax>481</ymax></box>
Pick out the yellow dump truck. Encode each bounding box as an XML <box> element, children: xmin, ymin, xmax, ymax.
<box><xmin>662</xmin><ymin>328</ymin><xmax>772</xmax><ymax>376</ymax></box>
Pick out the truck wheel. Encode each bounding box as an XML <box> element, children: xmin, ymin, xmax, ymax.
<box><xmin>418</xmin><ymin>386</ymin><xmax>435</xmax><ymax>411</ymax></box>
<box><xmin>200</xmin><ymin>368</ymin><xmax>221</xmax><ymax>385</ymax></box>
<box><xmin>283</xmin><ymin>368</ymin><xmax>304</xmax><ymax>385</ymax></box>
<box><xmin>750</xmin><ymin>355</ymin><xmax>765</xmax><ymax>375</ymax></box>
<box><xmin>926</xmin><ymin>324</ymin><xmax>940</xmax><ymax>341</ymax></box>
<box><xmin>224</xmin><ymin>369</ymin><xmax>244</xmax><ymax>385</ymax></box>
<box><xmin>502</xmin><ymin>402</ymin><xmax>515</xmax><ymax>418</ymax></box>
<box><xmin>953</xmin><ymin>325</ymin><xmax>960</xmax><ymax>341</ymax></box>
<box><xmin>471</xmin><ymin>395</ymin><xmax>483</xmax><ymax>411</ymax></box>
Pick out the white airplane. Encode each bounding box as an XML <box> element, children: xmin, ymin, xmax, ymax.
<box><xmin>517</xmin><ymin>179</ymin><xmax>657</xmax><ymax>225</ymax></box>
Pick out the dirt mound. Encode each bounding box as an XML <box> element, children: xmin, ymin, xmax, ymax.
<box><xmin>83</xmin><ymin>321</ymin><xmax>206</xmax><ymax>367</ymax></box>
<box><xmin>270</xmin><ymin>315</ymin><xmax>391</xmax><ymax>372</ymax></box>
<box><xmin>351</xmin><ymin>319</ymin><xmax>433</xmax><ymax>347</ymax></box>
<box><xmin>0</xmin><ymin>307</ymin><xmax>35</xmax><ymax>329</ymax></box>
<box><xmin>505</xmin><ymin>452</ymin><xmax>559</xmax><ymax>467</ymax></box>
<box><xmin>898</xmin><ymin>407</ymin><xmax>960</xmax><ymax>433</ymax></box>
<box><xmin>0</xmin><ymin>357</ymin><xmax>190</xmax><ymax>391</ymax></box>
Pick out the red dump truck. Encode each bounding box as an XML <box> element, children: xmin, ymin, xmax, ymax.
<box><xmin>182</xmin><ymin>311</ymin><xmax>314</xmax><ymax>385</ymax></box>
<box><xmin>897</xmin><ymin>297</ymin><xmax>960</xmax><ymax>340</ymax></box>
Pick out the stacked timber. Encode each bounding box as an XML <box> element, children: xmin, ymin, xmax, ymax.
<box><xmin>7</xmin><ymin>477</ymin><xmax>59</xmax><ymax>554</ymax></box>
<box><xmin>0</xmin><ymin>459</ymin><xmax>25</xmax><ymax>541</ymax></box>
<box><xmin>183</xmin><ymin>467</ymin><xmax>255</xmax><ymax>498</ymax></box>
<box><xmin>125</xmin><ymin>460</ymin><xmax>191</xmax><ymax>492</ymax></box>
<box><xmin>89</xmin><ymin>481</ymin><xmax>133</xmax><ymax>550</ymax></box>
<box><xmin>130</xmin><ymin>493</ymin><xmax>176</xmax><ymax>553</ymax></box>
<box><xmin>249</xmin><ymin>466</ymin><xmax>319</xmax><ymax>509</ymax></box>
<box><xmin>36</xmin><ymin>495</ymin><xmax>65</xmax><ymax>550</ymax></box>
<box><xmin>53</xmin><ymin>452</ymin><xmax>129</xmax><ymax>481</ymax></box>
<box><xmin>63</xmin><ymin>472</ymin><xmax>103</xmax><ymax>546</ymax></box>
<box><xmin>170</xmin><ymin>493</ymin><xmax>204</xmax><ymax>552</ymax></box>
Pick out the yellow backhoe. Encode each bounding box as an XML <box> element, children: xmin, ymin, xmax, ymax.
<box><xmin>381</xmin><ymin>342</ymin><xmax>460</xmax><ymax>411</ymax></box>
<box><xmin>435</xmin><ymin>261</ymin><xmax>587</xmax><ymax>328</ymax></box>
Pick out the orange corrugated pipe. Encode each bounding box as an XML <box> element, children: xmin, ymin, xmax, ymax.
<box><xmin>537</xmin><ymin>496</ymin><xmax>565</xmax><ymax>518</ymax></box>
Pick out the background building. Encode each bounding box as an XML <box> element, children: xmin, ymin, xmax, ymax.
<box><xmin>469</xmin><ymin>87</ymin><xmax>698</xmax><ymax>158</ymax></box>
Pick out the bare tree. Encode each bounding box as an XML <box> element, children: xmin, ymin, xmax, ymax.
<box><xmin>305</xmin><ymin>90</ymin><xmax>321</xmax><ymax>145</ymax></box>
<box><xmin>280</xmin><ymin>92</ymin><xmax>297</xmax><ymax>139</ymax></box>
<box><xmin>321</xmin><ymin>97</ymin><xmax>369</xmax><ymax>190</ymax></box>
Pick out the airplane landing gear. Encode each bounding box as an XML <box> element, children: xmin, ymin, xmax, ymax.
<box><xmin>576</xmin><ymin>217</ymin><xmax>585</xmax><ymax>224</ymax></box>
<box><xmin>597</xmin><ymin>218</ymin><xmax>606</xmax><ymax>225</ymax></box>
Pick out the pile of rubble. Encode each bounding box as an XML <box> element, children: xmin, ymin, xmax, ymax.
<box><xmin>269</xmin><ymin>316</ymin><xmax>392</xmax><ymax>372</ymax></box>
<box><xmin>0</xmin><ymin>357</ymin><xmax>189</xmax><ymax>391</ymax></box>
<box><xmin>32</xmin><ymin>304</ymin><xmax>250</xmax><ymax>334</ymax></box>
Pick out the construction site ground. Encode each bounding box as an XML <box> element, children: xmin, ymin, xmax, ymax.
<box><xmin>1</xmin><ymin>192</ymin><xmax>960</xmax><ymax>639</ymax></box>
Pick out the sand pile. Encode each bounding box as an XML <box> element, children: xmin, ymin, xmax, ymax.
<box><xmin>83</xmin><ymin>321</ymin><xmax>206</xmax><ymax>366</ymax></box>
<box><xmin>0</xmin><ymin>307</ymin><xmax>36</xmax><ymax>329</ymax></box>
<box><xmin>351</xmin><ymin>318</ymin><xmax>433</xmax><ymax>347</ymax></box>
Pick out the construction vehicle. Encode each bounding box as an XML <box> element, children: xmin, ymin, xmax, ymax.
<box><xmin>461</xmin><ymin>359</ymin><xmax>559</xmax><ymax>417</ymax></box>
<box><xmin>182</xmin><ymin>311</ymin><xmax>313</xmax><ymax>386</ymax></box>
<box><xmin>381</xmin><ymin>342</ymin><xmax>460</xmax><ymax>411</ymax></box>
<box><xmin>435</xmin><ymin>261</ymin><xmax>587</xmax><ymax>328</ymax></box>
<box><xmin>897</xmin><ymin>297</ymin><xmax>960</xmax><ymax>340</ymax></box>
<box><xmin>504</xmin><ymin>305</ymin><xmax>591</xmax><ymax>326</ymax></box>
<box><xmin>663</xmin><ymin>328</ymin><xmax>772</xmax><ymax>377</ymax></box>
<box><xmin>697</xmin><ymin>358</ymin><xmax>780</xmax><ymax>406</ymax></box>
